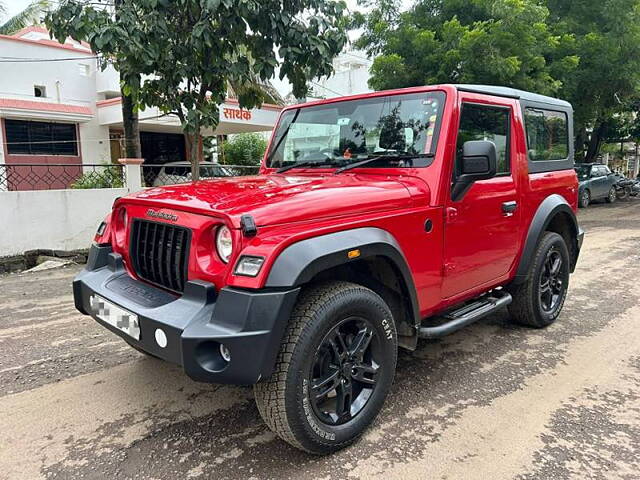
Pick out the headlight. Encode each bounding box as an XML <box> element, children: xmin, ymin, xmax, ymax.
<box><xmin>215</xmin><ymin>225</ymin><xmax>233</xmax><ymax>263</ymax></box>
<box><xmin>234</xmin><ymin>256</ymin><xmax>265</xmax><ymax>277</ymax></box>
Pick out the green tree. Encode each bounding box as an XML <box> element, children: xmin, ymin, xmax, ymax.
<box><xmin>355</xmin><ymin>0</ymin><xmax>578</xmax><ymax>95</ymax></box>
<box><xmin>547</xmin><ymin>0</ymin><xmax>640</xmax><ymax>161</ymax></box>
<box><xmin>219</xmin><ymin>133</ymin><xmax>268</xmax><ymax>166</ymax></box>
<box><xmin>0</xmin><ymin>0</ymin><xmax>50</xmax><ymax>34</ymax></box>
<box><xmin>46</xmin><ymin>1</ymin><xmax>143</xmax><ymax>160</ymax></box>
<box><xmin>50</xmin><ymin>0</ymin><xmax>347</xmax><ymax>180</ymax></box>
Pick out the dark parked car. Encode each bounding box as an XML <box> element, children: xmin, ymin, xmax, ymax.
<box><xmin>575</xmin><ymin>163</ymin><xmax>619</xmax><ymax>207</ymax></box>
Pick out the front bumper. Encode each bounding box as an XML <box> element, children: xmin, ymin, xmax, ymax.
<box><xmin>73</xmin><ymin>244</ymin><xmax>299</xmax><ymax>384</ymax></box>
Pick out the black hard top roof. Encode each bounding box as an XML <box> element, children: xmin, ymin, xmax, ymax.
<box><xmin>454</xmin><ymin>84</ymin><xmax>572</xmax><ymax>109</ymax></box>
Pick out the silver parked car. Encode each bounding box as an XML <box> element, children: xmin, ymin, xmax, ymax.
<box><xmin>151</xmin><ymin>162</ymin><xmax>233</xmax><ymax>187</ymax></box>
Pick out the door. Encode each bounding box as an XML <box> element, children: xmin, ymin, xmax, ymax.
<box><xmin>442</xmin><ymin>98</ymin><xmax>521</xmax><ymax>298</ymax></box>
<box><xmin>590</xmin><ymin>165</ymin><xmax>608</xmax><ymax>199</ymax></box>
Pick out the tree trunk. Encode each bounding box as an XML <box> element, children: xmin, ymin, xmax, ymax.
<box><xmin>585</xmin><ymin>120</ymin><xmax>606</xmax><ymax>162</ymax></box>
<box><xmin>575</xmin><ymin>126</ymin><xmax>588</xmax><ymax>162</ymax></box>
<box><xmin>189</xmin><ymin>122</ymin><xmax>201</xmax><ymax>182</ymax></box>
<box><xmin>114</xmin><ymin>0</ymin><xmax>141</xmax><ymax>161</ymax></box>
<box><xmin>121</xmin><ymin>91</ymin><xmax>141</xmax><ymax>158</ymax></box>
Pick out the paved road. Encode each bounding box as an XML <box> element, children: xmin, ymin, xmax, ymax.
<box><xmin>1</xmin><ymin>200</ymin><xmax>639</xmax><ymax>480</ymax></box>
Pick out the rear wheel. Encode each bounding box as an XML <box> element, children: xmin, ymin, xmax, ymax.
<box><xmin>606</xmin><ymin>186</ymin><xmax>617</xmax><ymax>203</ymax></box>
<box><xmin>508</xmin><ymin>232</ymin><xmax>570</xmax><ymax>328</ymax></box>
<box><xmin>254</xmin><ymin>281</ymin><xmax>397</xmax><ymax>454</ymax></box>
<box><xmin>579</xmin><ymin>189</ymin><xmax>590</xmax><ymax>208</ymax></box>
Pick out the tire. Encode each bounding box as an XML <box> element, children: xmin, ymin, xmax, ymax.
<box><xmin>508</xmin><ymin>232</ymin><xmax>570</xmax><ymax>328</ymax></box>
<box><xmin>606</xmin><ymin>186</ymin><xmax>617</xmax><ymax>203</ymax></box>
<box><xmin>254</xmin><ymin>281</ymin><xmax>397</xmax><ymax>454</ymax></box>
<box><xmin>578</xmin><ymin>189</ymin><xmax>590</xmax><ymax>208</ymax></box>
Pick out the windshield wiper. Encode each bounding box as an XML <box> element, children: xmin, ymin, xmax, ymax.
<box><xmin>276</xmin><ymin>160</ymin><xmax>339</xmax><ymax>174</ymax></box>
<box><xmin>276</xmin><ymin>161</ymin><xmax>316</xmax><ymax>173</ymax></box>
<box><xmin>334</xmin><ymin>153</ymin><xmax>435</xmax><ymax>174</ymax></box>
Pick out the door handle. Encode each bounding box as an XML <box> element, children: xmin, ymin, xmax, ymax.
<box><xmin>502</xmin><ymin>201</ymin><xmax>517</xmax><ymax>214</ymax></box>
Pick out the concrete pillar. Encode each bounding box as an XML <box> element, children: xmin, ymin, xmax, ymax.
<box><xmin>118</xmin><ymin>158</ymin><xmax>144</xmax><ymax>192</ymax></box>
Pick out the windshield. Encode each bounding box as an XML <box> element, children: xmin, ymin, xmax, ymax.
<box><xmin>266</xmin><ymin>91</ymin><xmax>446</xmax><ymax>170</ymax></box>
<box><xmin>574</xmin><ymin>165</ymin><xmax>591</xmax><ymax>180</ymax></box>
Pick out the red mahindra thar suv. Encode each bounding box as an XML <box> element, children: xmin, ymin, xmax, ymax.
<box><xmin>74</xmin><ymin>84</ymin><xmax>584</xmax><ymax>454</ymax></box>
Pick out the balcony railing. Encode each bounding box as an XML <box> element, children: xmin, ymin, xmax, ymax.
<box><xmin>0</xmin><ymin>163</ymin><xmax>126</xmax><ymax>191</ymax></box>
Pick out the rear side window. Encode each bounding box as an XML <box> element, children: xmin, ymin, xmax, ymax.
<box><xmin>456</xmin><ymin>103</ymin><xmax>510</xmax><ymax>175</ymax></box>
<box><xmin>524</xmin><ymin>108</ymin><xmax>568</xmax><ymax>161</ymax></box>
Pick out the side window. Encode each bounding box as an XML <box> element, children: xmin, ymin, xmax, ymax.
<box><xmin>456</xmin><ymin>103</ymin><xmax>510</xmax><ymax>175</ymax></box>
<box><xmin>524</xmin><ymin>108</ymin><xmax>568</xmax><ymax>161</ymax></box>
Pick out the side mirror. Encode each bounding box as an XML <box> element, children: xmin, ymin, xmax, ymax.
<box><xmin>451</xmin><ymin>140</ymin><xmax>497</xmax><ymax>201</ymax></box>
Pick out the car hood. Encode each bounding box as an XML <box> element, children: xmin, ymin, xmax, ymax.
<box><xmin>123</xmin><ymin>173</ymin><xmax>427</xmax><ymax>228</ymax></box>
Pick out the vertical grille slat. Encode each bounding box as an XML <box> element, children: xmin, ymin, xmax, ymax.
<box><xmin>148</xmin><ymin>222</ymin><xmax>158</xmax><ymax>282</ymax></box>
<box><xmin>130</xmin><ymin>219</ymin><xmax>191</xmax><ymax>293</ymax></box>
<box><xmin>175</xmin><ymin>229</ymin><xmax>185</xmax><ymax>289</ymax></box>
<box><xmin>168</xmin><ymin>228</ymin><xmax>178</xmax><ymax>291</ymax></box>
<box><xmin>156</xmin><ymin>222</ymin><xmax>165</xmax><ymax>286</ymax></box>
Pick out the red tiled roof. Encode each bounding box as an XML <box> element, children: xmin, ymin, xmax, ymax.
<box><xmin>96</xmin><ymin>98</ymin><xmax>122</xmax><ymax>107</ymax></box>
<box><xmin>0</xmin><ymin>98</ymin><xmax>92</xmax><ymax>115</ymax></box>
<box><xmin>0</xmin><ymin>26</ymin><xmax>93</xmax><ymax>54</ymax></box>
<box><xmin>14</xmin><ymin>26</ymin><xmax>50</xmax><ymax>36</ymax></box>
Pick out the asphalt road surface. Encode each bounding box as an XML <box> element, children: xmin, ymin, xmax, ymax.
<box><xmin>1</xmin><ymin>200</ymin><xmax>639</xmax><ymax>480</ymax></box>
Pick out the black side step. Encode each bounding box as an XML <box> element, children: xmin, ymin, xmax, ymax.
<box><xmin>418</xmin><ymin>291</ymin><xmax>512</xmax><ymax>339</ymax></box>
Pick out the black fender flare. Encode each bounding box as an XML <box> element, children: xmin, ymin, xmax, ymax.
<box><xmin>513</xmin><ymin>194</ymin><xmax>581</xmax><ymax>284</ymax></box>
<box><xmin>265</xmin><ymin>227</ymin><xmax>420</xmax><ymax>326</ymax></box>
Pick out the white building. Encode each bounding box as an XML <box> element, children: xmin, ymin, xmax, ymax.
<box><xmin>0</xmin><ymin>27</ymin><xmax>282</xmax><ymax>189</ymax></box>
<box><xmin>310</xmin><ymin>49</ymin><xmax>373</xmax><ymax>99</ymax></box>
<box><xmin>282</xmin><ymin>49</ymin><xmax>373</xmax><ymax>103</ymax></box>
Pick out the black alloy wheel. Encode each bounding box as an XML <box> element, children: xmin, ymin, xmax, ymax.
<box><xmin>254</xmin><ymin>281</ymin><xmax>397</xmax><ymax>454</ymax></box>
<box><xmin>508</xmin><ymin>231</ymin><xmax>570</xmax><ymax>328</ymax></box>
<box><xmin>310</xmin><ymin>317</ymin><xmax>380</xmax><ymax>425</ymax></box>
<box><xmin>538</xmin><ymin>247</ymin><xmax>566</xmax><ymax>314</ymax></box>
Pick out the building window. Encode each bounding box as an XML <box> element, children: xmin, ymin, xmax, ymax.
<box><xmin>4</xmin><ymin>119</ymin><xmax>78</xmax><ymax>156</ymax></box>
<box><xmin>524</xmin><ymin>108</ymin><xmax>568</xmax><ymax>161</ymax></box>
<box><xmin>34</xmin><ymin>85</ymin><xmax>46</xmax><ymax>98</ymax></box>
<box><xmin>78</xmin><ymin>63</ymin><xmax>90</xmax><ymax>76</ymax></box>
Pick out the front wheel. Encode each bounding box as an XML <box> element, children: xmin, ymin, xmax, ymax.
<box><xmin>254</xmin><ymin>281</ymin><xmax>397</xmax><ymax>454</ymax></box>
<box><xmin>606</xmin><ymin>186</ymin><xmax>617</xmax><ymax>203</ymax></box>
<box><xmin>508</xmin><ymin>232</ymin><xmax>570</xmax><ymax>328</ymax></box>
